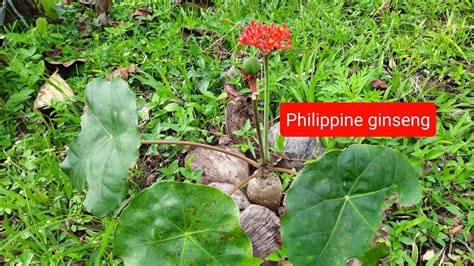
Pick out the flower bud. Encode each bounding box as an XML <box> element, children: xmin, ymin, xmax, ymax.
<box><xmin>242</xmin><ymin>57</ymin><xmax>260</xmax><ymax>75</ymax></box>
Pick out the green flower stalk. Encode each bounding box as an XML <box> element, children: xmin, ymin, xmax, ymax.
<box><xmin>238</xmin><ymin>20</ymin><xmax>292</xmax><ymax>165</ymax></box>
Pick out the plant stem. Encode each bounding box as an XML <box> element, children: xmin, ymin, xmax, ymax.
<box><xmin>251</xmin><ymin>93</ymin><xmax>264</xmax><ymax>162</ymax></box>
<box><xmin>141</xmin><ymin>139</ymin><xmax>261</xmax><ymax>168</ymax></box>
<box><xmin>141</xmin><ymin>140</ymin><xmax>298</xmax><ymax>175</ymax></box>
<box><xmin>262</xmin><ymin>55</ymin><xmax>271</xmax><ymax>164</ymax></box>
<box><xmin>268</xmin><ymin>167</ymin><xmax>298</xmax><ymax>175</ymax></box>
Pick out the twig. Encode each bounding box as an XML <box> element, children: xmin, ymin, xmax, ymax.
<box><xmin>6</xmin><ymin>0</ymin><xmax>29</xmax><ymax>29</ymax></box>
<box><xmin>141</xmin><ymin>139</ymin><xmax>261</xmax><ymax>168</ymax></box>
<box><xmin>228</xmin><ymin>172</ymin><xmax>263</xmax><ymax>196</ymax></box>
<box><xmin>269</xmin><ymin>167</ymin><xmax>298</xmax><ymax>175</ymax></box>
<box><xmin>141</xmin><ymin>140</ymin><xmax>299</xmax><ymax>176</ymax></box>
<box><xmin>438</xmin><ymin>247</ymin><xmax>446</xmax><ymax>266</ymax></box>
<box><xmin>203</xmin><ymin>21</ymin><xmax>242</xmax><ymax>54</ymax></box>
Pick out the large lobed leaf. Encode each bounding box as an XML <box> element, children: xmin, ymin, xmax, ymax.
<box><xmin>114</xmin><ymin>181</ymin><xmax>260</xmax><ymax>266</ymax></box>
<box><xmin>281</xmin><ymin>144</ymin><xmax>421</xmax><ymax>266</ymax></box>
<box><xmin>61</xmin><ymin>78</ymin><xmax>140</xmax><ymax>217</ymax></box>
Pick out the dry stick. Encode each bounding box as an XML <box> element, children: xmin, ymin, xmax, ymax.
<box><xmin>227</xmin><ymin>172</ymin><xmax>263</xmax><ymax>196</ymax></box>
<box><xmin>141</xmin><ymin>140</ymin><xmax>298</xmax><ymax>175</ymax></box>
<box><xmin>269</xmin><ymin>167</ymin><xmax>298</xmax><ymax>175</ymax></box>
<box><xmin>141</xmin><ymin>139</ymin><xmax>261</xmax><ymax>168</ymax></box>
<box><xmin>203</xmin><ymin>21</ymin><xmax>242</xmax><ymax>54</ymax></box>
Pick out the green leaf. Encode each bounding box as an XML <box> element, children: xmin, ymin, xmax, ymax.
<box><xmin>357</xmin><ymin>243</ymin><xmax>390</xmax><ymax>266</ymax></box>
<box><xmin>275</xmin><ymin>135</ymin><xmax>285</xmax><ymax>152</ymax></box>
<box><xmin>38</xmin><ymin>0</ymin><xmax>59</xmax><ymax>19</ymax></box>
<box><xmin>36</xmin><ymin>17</ymin><xmax>48</xmax><ymax>34</ymax></box>
<box><xmin>281</xmin><ymin>144</ymin><xmax>421</xmax><ymax>266</ymax></box>
<box><xmin>18</xmin><ymin>251</ymin><xmax>33</xmax><ymax>265</ymax></box>
<box><xmin>114</xmin><ymin>181</ymin><xmax>260</xmax><ymax>266</ymax></box>
<box><xmin>61</xmin><ymin>78</ymin><xmax>140</xmax><ymax>217</ymax></box>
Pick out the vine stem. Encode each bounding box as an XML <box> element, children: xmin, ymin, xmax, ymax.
<box><xmin>227</xmin><ymin>172</ymin><xmax>263</xmax><ymax>196</ymax></box>
<box><xmin>262</xmin><ymin>55</ymin><xmax>271</xmax><ymax>164</ymax></box>
<box><xmin>141</xmin><ymin>139</ymin><xmax>261</xmax><ymax>168</ymax></box>
<box><xmin>251</xmin><ymin>93</ymin><xmax>264</xmax><ymax>162</ymax></box>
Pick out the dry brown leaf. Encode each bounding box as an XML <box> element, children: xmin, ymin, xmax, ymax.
<box><xmin>173</xmin><ymin>0</ymin><xmax>214</xmax><ymax>7</ymax></box>
<box><xmin>110</xmin><ymin>21</ymin><xmax>120</xmax><ymax>28</ymax></box>
<box><xmin>78</xmin><ymin>0</ymin><xmax>93</xmax><ymax>6</ymax></box>
<box><xmin>422</xmin><ymin>249</ymin><xmax>435</xmax><ymax>261</ymax></box>
<box><xmin>35</xmin><ymin>72</ymin><xmax>74</xmax><ymax>109</ymax></box>
<box><xmin>45</xmin><ymin>58</ymin><xmax>86</xmax><ymax>78</ymax></box>
<box><xmin>130</xmin><ymin>6</ymin><xmax>152</xmax><ymax>25</ymax></box>
<box><xmin>130</xmin><ymin>6</ymin><xmax>152</xmax><ymax>18</ymax></box>
<box><xmin>43</xmin><ymin>47</ymin><xmax>62</xmax><ymax>58</ymax></box>
<box><xmin>182</xmin><ymin>27</ymin><xmax>217</xmax><ymax>40</ymax></box>
<box><xmin>389</xmin><ymin>57</ymin><xmax>396</xmax><ymax>69</ymax></box>
<box><xmin>449</xmin><ymin>225</ymin><xmax>463</xmax><ymax>235</ymax></box>
<box><xmin>224</xmin><ymin>66</ymin><xmax>243</xmax><ymax>100</ymax></box>
<box><xmin>371</xmin><ymin>78</ymin><xmax>388</xmax><ymax>89</ymax></box>
<box><xmin>108</xmin><ymin>64</ymin><xmax>137</xmax><ymax>81</ymax></box>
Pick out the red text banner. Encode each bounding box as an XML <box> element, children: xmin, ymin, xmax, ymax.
<box><xmin>280</xmin><ymin>102</ymin><xmax>436</xmax><ymax>137</ymax></box>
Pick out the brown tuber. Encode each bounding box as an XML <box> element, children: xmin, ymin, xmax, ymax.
<box><xmin>186</xmin><ymin>146</ymin><xmax>249</xmax><ymax>185</ymax></box>
<box><xmin>246</xmin><ymin>168</ymin><xmax>282</xmax><ymax>211</ymax></box>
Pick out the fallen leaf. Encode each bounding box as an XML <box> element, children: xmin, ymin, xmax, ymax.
<box><xmin>108</xmin><ymin>64</ymin><xmax>137</xmax><ymax>81</ymax></box>
<box><xmin>421</xmin><ymin>250</ymin><xmax>435</xmax><ymax>261</ymax></box>
<box><xmin>214</xmin><ymin>42</ymin><xmax>221</xmax><ymax>60</ymax></box>
<box><xmin>78</xmin><ymin>0</ymin><xmax>93</xmax><ymax>6</ymax></box>
<box><xmin>45</xmin><ymin>58</ymin><xmax>86</xmax><ymax>78</ymax></box>
<box><xmin>43</xmin><ymin>47</ymin><xmax>62</xmax><ymax>58</ymax></box>
<box><xmin>110</xmin><ymin>21</ymin><xmax>120</xmax><ymax>28</ymax></box>
<box><xmin>130</xmin><ymin>6</ymin><xmax>152</xmax><ymax>25</ymax></box>
<box><xmin>388</xmin><ymin>57</ymin><xmax>396</xmax><ymax>69</ymax></box>
<box><xmin>371</xmin><ymin>78</ymin><xmax>388</xmax><ymax>89</ymax></box>
<box><xmin>130</xmin><ymin>6</ymin><xmax>152</xmax><ymax>17</ymax></box>
<box><xmin>173</xmin><ymin>0</ymin><xmax>214</xmax><ymax>7</ymax></box>
<box><xmin>34</xmin><ymin>72</ymin><xmax>74</xmax><ymax>109</ymax></box>
<box><xmin>139</xmin><ymin>105</ymin><xmax>151</xmax><ymax>123</ymax></box>
<box><xmin>449</xmin><ymin>225</ymin><xmax>463</xmax><ymax>235</ymax></box>
<box><xmin>224</xmin><ymin>66</ymin><xmax>243</xmax><ymax>100</ymax></box>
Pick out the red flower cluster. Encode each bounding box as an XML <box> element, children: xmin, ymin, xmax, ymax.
<box><xmin>238</xmin><ymin>20</ymin><xmax>292</xmax><ymax>55</ymax></box>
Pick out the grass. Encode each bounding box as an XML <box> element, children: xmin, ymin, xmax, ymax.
<box><xmin>0</xmin><ymin>0</ymin><xmax>472</xmax><ymax>264</ymax></box>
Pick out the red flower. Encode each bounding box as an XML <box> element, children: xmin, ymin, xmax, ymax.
<box><xmin>238</xmin><ymin>20</ymin><xmax>292</xmax><ymax>55</ymax></box>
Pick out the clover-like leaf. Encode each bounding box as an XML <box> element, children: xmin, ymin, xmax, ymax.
<box><xmin>281</xmin><ymin>145</ymin><xmax>421</xmax><ymax>266</ymax></box>
<box><xmin>114</xmin><ymin>181</ymin><xmax>260</xmax><ymax>266</ymax></box>
<box><xmin>61</xmin><ymin>78</ymin><xmax>140</xmax><ymax>217</ymax></box>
